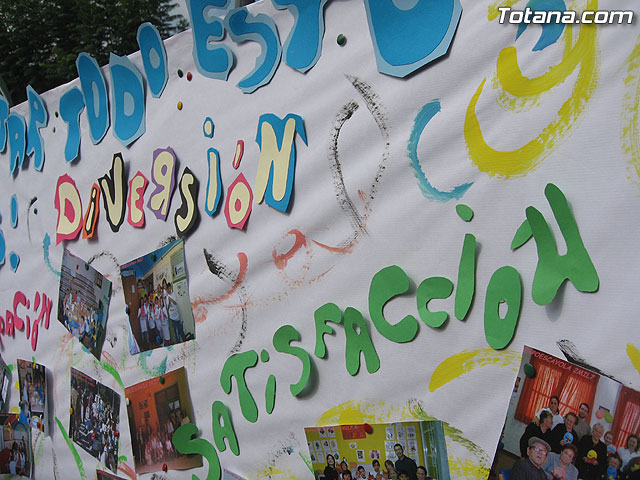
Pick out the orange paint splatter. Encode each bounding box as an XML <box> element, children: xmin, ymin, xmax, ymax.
<box><xmin>273</xmin><ymin>229</ymin><xmax>307</xmax><ymax>269</ymax></box>
<box><xmin>117</xmin><ymin>461</ymin><xmax>136</xmax><ymax>480</ymax></box>
<box><xmin>191</xmin><ymin>252</ymin><xmax>248</xmax><ymax>323</ymax></box>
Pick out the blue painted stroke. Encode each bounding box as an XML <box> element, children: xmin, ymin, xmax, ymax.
<box><xmin>43</xmin><ymin>233</ymin><xmax>61</xmax><ymax>277</ymax></box>
<box><xmin>408</xmin><ymin>100</ymin><xmax>472</xmax><ymax>202</ymax></box>
<box><xmin>516</xmin><ymin>0</ymin><xmax>566</xmax><ymax>51</ymax></box>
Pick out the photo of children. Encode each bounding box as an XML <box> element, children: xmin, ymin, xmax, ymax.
<box><xmin>57</xmin><ymin>249</ymin><xmax>112</xmax><ymax>359</ymax></box>
<box><xmin>305</xmin><ymin>420</ymin><xmax>450</xmax><ymax>480</ymax></box>
<box><xmin>17</xmin><ymin>360</ymin><xmax>47</xmax><ymax>434</ymax></box>
<box><xmin>125</xmin><ymin>367</ymin><xmax>201</xmax><ymax>474</ymax></box>
<box><xmin>489</xmin><ymin>346</ymin><xmax>640</xmax><ymax>480</ymax></box>
<box><xmin>120</xmin><ymin>239</ymin><xmax>195</xmax><ymax>354</ymax></box>
<box><xmin>69</xmin><ymin>368</ymin><xmax>120</xmax><ymax>472</ymax></box>
<box><xmin>0</xmin><ymin>414</ymin><xmax>31</xmax><ymax>477</ymax></box>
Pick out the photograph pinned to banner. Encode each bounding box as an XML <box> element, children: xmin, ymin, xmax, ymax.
<box><xmin>222</xmin><ymin>469</ymin><xmax>247</xmax><ymax>480</ymax></box>
<box><xmin>57</xmin><ymin>249</ymin><xmax>112</xmax><ymax>359</ymax></box>
<box><xmin>0</xmin><ymin>414</ymin><xmax>32</xmax><ymax>477</ymax></box>
<box><xmin>17</xmin><ymin>360</ymin><xmax>48</xmax><ymax>434</ymax></box>
<box><xmin>120</xmin><ymin>239</ymin><xmax>195</xmax><ymax>354</ymax></box>
<box><xmin>490</xmin><ymin>345</ymin><xmax>640</xmax><ymax>480</ymax></box>
<box><xmin>97</xmin><ymin>469</ymin><xmax>127</xmax><ymax>480</ymax></box>
<box><xmin>386</xmin><ymin>426</ymin><xmax>395</xmax><ymax>441</ymax></box>
<box><xmin>69</xmin><ymin>368</ymin><xmax>120</xmax><ymax>472</ymax></box>
<box><xmin>125</xmin><ymin>367</ymin><xmax>201</xmax><ymax>474</ymax></box>
<box><xmin>304</xmin><ymin>420</ymin><xmax>450</xmax><ymax>478</ymax></box>
<box><xmin>0</xmin><ymin>355</ymin><xmax>11</xmax><ymax>411</ymax></box>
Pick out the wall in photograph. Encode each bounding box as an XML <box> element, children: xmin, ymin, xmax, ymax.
<box><xmin>0</xmin><ymin>0</ymin><xmax>639</xmax><ymax>479</ymax></box>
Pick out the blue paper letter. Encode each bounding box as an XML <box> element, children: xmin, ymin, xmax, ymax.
<box><xmin>187</xmin><ymin>0</ymin><xmax>234</xmax><ymax>80</ymax></box>
<box><xmin>109</xmin><ymin>53</ymin><xmax>146</xmax><ymax>146</ymax></box>
<box><xmin>137</xmin><ymin>22</ymin><xmax>168</xmax><ymax>98</ymax></box>
<box><xmin>59</xmin><ymin>87</ymin><xmax>85</xmax><ymax>163</ymax></box>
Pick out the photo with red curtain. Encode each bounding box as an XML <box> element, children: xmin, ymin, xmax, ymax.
<box><xmin>515</xmin><ymin>349</ymin><xmax>599</xmax><ymax>425</ymax></box>
<box><xmin>611</xmin><ymin>386</ymin><xmax>640</xmax><ymax>447</ymax></box>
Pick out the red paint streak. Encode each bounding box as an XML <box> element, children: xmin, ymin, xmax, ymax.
<box><xmin>118</xmin><ymin>461</ymin><xmax>136</xmax><ymax>480</ymax></box>
<box><xmin>312</xmin><ymin>238</ymin><xmax>358</xmax><ymax>254</ymax></box>
<box><xmin>102</xmin><ymin>352</ymin><xmax>118</xmax><ymax>369</ymax></box>
<box><xmin>273</xmin><ymin>229</ymin><xmax>307</xmax><ymax>270</ymax></box>
<box><xmin>358</xmin><ymin>189</ymin><xmax>367</xmax><ymax>203</ymax></box>
<box><xmin>191</xmin><ymin>252</ymin><xmax>248</xmax><ymax>323</ymax></box>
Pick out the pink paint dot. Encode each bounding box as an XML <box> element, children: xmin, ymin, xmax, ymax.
<box><xmin>235</xmin><ymin>199</ymin><xmax>242</xmax><ymax>212</ymax></box>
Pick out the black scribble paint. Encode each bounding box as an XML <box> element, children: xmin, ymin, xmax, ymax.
<box><xmin>87</xmin><ymin>251</ymin><xmax>121</xmax><ymax>269</ymax></box>
<box><xmin>329</xmin><ymin>100</ymin><xmax>368</xmax><ymax>243</ymax></box>
<box><xmin>557</xmin><ymin>339</ymin><xmax>620</xmax><ymax>382</ymax></box>
<box><xmin>27</xmin><ymin>196</ymin><xmax>37</xmax><ymax>241</ymax></box>
<box><xmin>261</xmin><ymin>432</ymin><xmax>300</xmax><ymax>479</ymax></box>
<box><xmin>105</xmin><ymin>328</ymin><xmax>118</xmax><ymax>348</ymax></box>
<box><xmin>345</xmin><ymin>75</ymin><xmax>390</xmax><ymax>207</ymax></box>
<box><xmin>203</xmin><ymin>249</ymin><xmax>248</xmax><ymax>355</ymax></box>
<box><xmin>51</xmin><ymin>446</ymin><xmax>59</xmax><ymax>480</ymax></box>
<box><xmin>158</xmin><ymin>235</ymin><xmax>178</xmax><ymax>248</ymax></box>
<box><xmin>327</xmin><ymin>76</ymin><xmax>391</xmax><ymax>248</ymax></box>
<box><xmin>150</xmin><ymin>474</ymin><xmax>168</xmax><ymax>480</ymax></box>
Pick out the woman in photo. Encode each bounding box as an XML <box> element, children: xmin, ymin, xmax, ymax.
<box><xmin>619</xmin><ymin>434</ymin><xmax>640</xmax><ymax>472</ymax></box>
<box><xmin>520</xmin><ymin>410</ymin><xmax>554</xmax><ymax>457</ymax></box>
<box><xmin>324</xmin><ymin>454</ymin><xmax>339</xmax><ymax>480</ymax></box>
<box><xmin>385</xmin><ymin>460</ymin><xmax>399</xmax><ymax>480</ymax></box>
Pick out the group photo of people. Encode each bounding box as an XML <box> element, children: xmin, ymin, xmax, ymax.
<box><xmin>0</xmin><ymin>414</ymin><xmax>31</xmax><ymax>477</ymax></box>
<box><xmin>120</xmin><ymin>239</ymin><xmax>195</xmax><ymax>354</ymax></box>
<box><xmin>319</xmin><ymin>448</ymin><xmax>436</xmax><ymax>480</ymax></box>
<box><xmin>17</xmin><ymin>359</ymin><xmax>47</xmax><ymax>434</ymax></box>
<box><xmin>491</xmin><ymin>346</ymin><xmax>640</xmax><ymax>480</ymax></box>
<box><xmin>306</xmin><ymin>421</ymin><xmax>449</xmax><ymax>480</ymax></box>
<box><xmin>69</xmin><ymin>368</ymin><xmax>120</xmax><ymax>473</ymax></box>
<box><xmin>57</xmin><ymin>249</ymin><xmax>112</xmax><ymax>359</ymax></box>
<box><xmin>125</xmin><ymin>367</ymin><xmax>201</xmax><ymax>474</ymax></box>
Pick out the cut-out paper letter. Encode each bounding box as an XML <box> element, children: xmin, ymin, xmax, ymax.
<box><xmin>187</xmin><ymin>0</ymin><xmax>234</xmax><ymax>80</ymax></box>
<box><xmin>272</xmin><ymin>0</ymin><xmax>329</xmax><ymax>72</ymax></box>
<box><xmin>76</xmin><ymin>52</ymin><xmax>110</xmax><ymax>144</ymax></box>
<box><xmin>7</xmin><ymin>112</ymin><xmax>26</xmax><ymax>174</ymax></box>
<box><xmin>148</xmin><ymin>147</ymin><xmax>178</xmax><ymax>220</ymax></box>
<box><xmin>363</xmin><ymin>0</ymin><xmax>462</xmax><ymax>77</ymax></box>
<box><xmin>314</xmin><ymin>302</ymin><xmax>342</xmax><ymax>358</ymax></box>
<box><xmin>484</xmin><ymin>266</ymin><xmax>522</xmax><ymax>350</ymax></box>
<box><xmin>174</xmin><ymin>167</ymin><xmax>200</xmax><ymax>238</ymax></box>
<box><xmin>25</xmin><ymin>85</ymin><xmax>49</xmax><ymax>171</ymax></box>
<box><xmin>54</xmin><ymin>174</ymin><xmax>83</xmax><ymax>244</ymax></box>
<box><xmin>82</xmin><ymin>183</ymin><xmax>101</xmax><ymax>239</ymax></box>
<box><xmin>109</xmin><ymin>53</ymin><xmax>146</xmax><ymax>146</ymax></box>
<box><xmin>526</xmin><ymin>183</ymin><xmax>599</xmax><ymax>306</ymax></box>
<box><xmin>417</xmin><ymin>276</ymin><xmax>454</xmax><ymax>328</ymax></box>
<box><xmin>172</xmin><ymin>423</ymin><xmax>221</xmax><ymax>480</ymax></box>
<box><xmin>99</xmin><ymin>153</ymin><xmax>127</xmax><ymax>233</ymax></box>
<box><xmin>254</xmin><ymin>114</ymin><xmax>306</xmax><ymax>212</ymax></box>
<box><xmin>273</xmin><ymin>324</ymin><xmax>312</xmax><ymax>397</ymax></box>
<box><xmin>225</xmin><ymin>173</ymin><xmax>252</xmax><ymax>230</ymax></box>
<box><xmin>205</xmin><ymin>148</ymin><xmax>222</xmax><ymax>216</ymax></box>
<box><xmin>343</xmin><ymin>307</ymin><xmax>380</xmax><ymax>376</ymax></box>
<box><xmin>225</xmin><ymin>7</ymin><xmax>282</xmax><ymax>93</ymax></box>
<box><xmin>127</xmin><ymin>172</ymin><xmax>148</xmax><ymax>228</ymax></box>
<box><xmin>455</xmin><ymin>233</ymin><xmax>476</xmax><ymax>321</ymax></box>
<box><xmin>220</xmin><ymin>350</ymin><xmax>259</xmax><ymax>423</ymax></box>
<box><xmin>368</xmin><ymin>265</ymin><xmax>419</xmax><ymax>343</ymax></box>
<box><xmin>137</xmin><ymin>22</ymin><xmax>168</xmax><ymax>98</ymax></box>
<box><xmin>212</xmin><ymin>400</ymin><xmax>240</xmax><ymax>456</ymax></box>
<box><xmin>59</xmin><ymin>87</ymin><xmax>85</xmax><ymax>163</ymax></box>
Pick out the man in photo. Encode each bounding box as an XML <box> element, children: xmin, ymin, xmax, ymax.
<box><xmin>512</xmin><ymin>436</ymin><xmax>550</xmax><ymax>480</ymax></box>
<box><xmin>166</xmin><ymin>283</ymin><xmax>185</xmax><ymax>343</ymax></box>
<box><xmin>394</xmin><ymin>443</ymin><xmax>417</xmax><ymax>480</ymax></box>
<box><xmin>574</xmin><ymin>402</ymin><xmax>592</xmax><ymax>440</ymax></box>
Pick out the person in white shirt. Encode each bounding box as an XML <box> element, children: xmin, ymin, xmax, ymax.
<box><xmin>619</xmin><ymin>434</ymin><xmax>640</xmax><ymax>471</ymax></box>
<box><xmin>167</xmin><ymin>284</ymin><xmax>185</xmax><ymax>342</ymax></box>
<box><xmin>535</xmin><ymin>396</ymin><xmax>564</xmax><ymax>428</ymax></box>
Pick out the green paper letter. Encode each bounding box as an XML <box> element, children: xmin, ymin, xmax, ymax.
<box><xmin>344</xmin><ymin>307</ymin><xmax>380</xmax><ymax>376</ymax></box>
<box><xmin>526</xmin><ymin>183</ymin><xmax>599</xmax><ymax>306</ymax></box>
<box><xmin>273</xmin><ymin>324</ymin><xmax>313</xmax><ymax>397</ymax></box>
<box><xmin>484</xmin><ymin>266</ymin><xmax>522</xmax><ymax>350</ymax></box>
<box><xmin>369</xmin><ymin>265</ymin><xmax>418</xmax><ymax>343</ymax></box>
<box><xmin>417</xmin><ymin>276</ymin><xmax>454</xmax><ymax>328</ymax></box>
<box><xmin>172</xmin><ymin>423</ymin><xmax>220</xmax><ymax>480</ymax></box>
<box><xmin>314</xmin><ymin>302</ymin><xmax>343</xmax><ymax>358</ymax></box>
<box><xmin>212</xmin><ymin>400</ymin><xmax>239</xmax><ymax>456</ymax></box>
<box><xmin>220</xmin><ymin>350</ymin><xmax>259</xmax><ymax>423</ymax></box>
<box><xmin>455</xmin><ymin>233</ymin><xmax>476</xmax><ymax>321</ymax></box>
